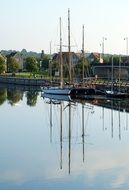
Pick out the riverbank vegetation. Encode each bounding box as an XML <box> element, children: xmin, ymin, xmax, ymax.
<box><xmin>0</xmin><ymin>50</ymin><xmax>129</xmax><ymax>82</ymax></box>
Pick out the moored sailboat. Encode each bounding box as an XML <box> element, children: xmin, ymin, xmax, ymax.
<box><xmin>42</xmin><ymin>10</ymin><xmax>96</xmax><ymax>97</ymax></box>
<box><xmin>43</xmin><ymin>10</ymin><xmax>74</xmax><ymax>95</ymax></box>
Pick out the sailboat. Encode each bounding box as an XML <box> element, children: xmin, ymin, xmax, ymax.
<box><xmin>42</xmin><ymin>9</ymin><xmax>97</xmax><ymax>98</ymax></box>
<box><xmin>105</xmin><ymin>55</ymin><xmax>128</xmax><ymax>98</ymax></box>
<box><xmin>42</xmin><ymin>15</ymin><xmax>73</xmax><ymax>95</ymax></box>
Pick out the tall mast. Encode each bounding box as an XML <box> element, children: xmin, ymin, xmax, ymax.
<box><xmin>82</xmin><ymin>25</ymin><xmax>85</xmax><ymax>84</ymax></box>
<box><xmin>60</xmin><ymin>17</ymin><xmax>63</xmax><ymax>88</ymax></box>
<box><xmin>68</xmin><ymin>8</ymin><xmax>72</xmax><ymax>83</ymax></box>
<box><xmin>49</xmin><ymin>41</ymin><xmax>52</xmax><ymax>83</ymax></box>
<box><xmin>111</xmin><ymin>55</ymin><xmax>114</xmax><ymax>92</ymax></box>
<box><xmin>118</xmin><ymin>55</ymin><xmax>121</xmax><ymax>93</ymax></box>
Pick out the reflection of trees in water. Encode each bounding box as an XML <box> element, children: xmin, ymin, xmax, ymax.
<box><xmin>26</xmin><ymin>91</ymin><xmax>39</xmax><ymax>106</ymax></box>
<box><xmin>0</xmin><ymin>88</ymin><xmax>7</xmax><ymax>105</ymax></box>
<box><xmin>0</xmin><ymin>85</ymin><xmax>40</xmax><ymax>106</ymax></box>
<box><xmin>7</xmin><ymin>89</ymin><xmax>23</xmax><ymax>106</ymax></box>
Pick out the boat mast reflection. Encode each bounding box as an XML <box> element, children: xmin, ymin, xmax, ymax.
<box><xmin>118</xmin><ymin>101</ymin><xmax>121</xmax><ymax>140</ymax></box>
<box><xmin>68</xmin><ymin>102</ymin><xmax>71</xmax><ymax>174</ymax></box>
<box><xmin>50</xmin><ymin>101</ymin><xmax>52</xmax><ymax>143</ymax></box>
<box><xmin>43</xmin><ymin>95</ymin><xmax>94</xmax><ymax>174</ymax></box>
<box><xmin>60</xmin><ymin>101</ymin><xmax>63</xmax><ymax>170</ymax></box>
<box><xmin>82</xmin><ymin>104</ymin><xmax>85</xmax><ymax>163</ymax></box>
<box><xmin>43</xmin><ymin>95</ymin><xmax>129</xmax><ymax>174</ymax></box>
<box><xmin>111</xmin><ymin>100</ymin><xmax>114</xmax><ymax>138</ymax></box>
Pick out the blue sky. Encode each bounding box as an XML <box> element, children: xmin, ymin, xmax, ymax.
<box><xmin>0</xmin><ymin>0</ymin><xmax>129</xmax><ymax>54</ymax></box>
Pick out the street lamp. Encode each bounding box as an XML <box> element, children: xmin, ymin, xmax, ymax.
<box><xmin>102</xmin><ymin>37</ymin><xmax>107</xmax><ymax>56</ymax></box>
<box><xmin>124</xmin><ymin>37</ymin><xmax>128</xmax><ymax>56</ymax></box>
<box><xmin>99</xmin><ymin>37</ymin><xmax>107</xmax><ymax>63</ymax></box>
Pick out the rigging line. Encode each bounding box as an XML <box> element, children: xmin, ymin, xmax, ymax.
<box><xmin>52</xmin><ymin>20</ymin><xmax>60</xmax><ymax>53</ymax></box>
<box><xmin>84</xmin><ymin>110</ymin><xmax>91</xmax><ymax>131</ymax></box>
<box><xmin>70</xmin><ymin>29</ymin><xmax>79</xmax><ymax>52</ymax></box>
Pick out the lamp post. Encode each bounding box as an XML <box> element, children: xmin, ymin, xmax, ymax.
<box><xmin>102</xmin><ymin>37</ymin><xmax>107</xmax><ymax>56</ymax></box>
<box><xmin>124</xmin><ymin>37</ymin><xmax>128</xmax><ymax>56</ymax></box>
<box><xmin>100</xmin><ymin>37</ymin><xmax>107</xmax><ymax>63</ymax></box>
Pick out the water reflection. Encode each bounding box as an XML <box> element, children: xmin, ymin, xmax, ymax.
<box><xmin>0</xmin><ymin>87</ymin><xmax>7</xmax><ymax>105</ymax></box>
<box><xmin>43</xmin><ymin>94</ymin><xmax>129</xmax><ymax>179</ymax></box>
<box><xmin>43</xmin><ymin>96</ymin><xmax>95</xmax><ymax>175</ymax></box>
<box><xmin>0</xmin><ymin>84</ymin><xmax>39</xmax><ymax>106</ymax></box>
<box><xmin>26</xmin><ymin>91</ymin><xmax>39</xmax><ymax>106</ymax></box>
<box><xmin>7</xmin><ymin>88</ymin><xmax>23</xmax><ymax>105</ymax></box>
<box><xmin>1</xmin><ymin>84</ymin><xmax>129</xmax><ymax>189</ymax></box>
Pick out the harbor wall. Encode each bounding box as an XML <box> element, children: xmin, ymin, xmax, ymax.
<box><xmin>0</xmin><ymin>76</ymin><xmax>52</xmax><ymax>86</ymax></box>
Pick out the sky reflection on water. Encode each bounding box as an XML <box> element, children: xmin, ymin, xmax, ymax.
<box><xmin>0</xmin><ymin>87</ymin><xmax>129</xmax><ymax>189</ymax></box>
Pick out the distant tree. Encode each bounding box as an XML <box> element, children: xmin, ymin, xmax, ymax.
<box><xmin>103</xmin><ymin>55</ymin><xmax>110</xmax><ymax>63</ymax></box>
<box><xmin>0</xmin><ymin>56</ymin><xmax>6</xmax><ymax>74</ymax></box>
<box><xmin>51</xmin><ymin>60</ymin><xmax>59</xmax><ymax>76</ymax></box>
<box><xmin>25</xmin><ymin>57</ymin><xmax>39</xmax><ymax>73</ymax></box>
<box><xmin>41</xmin><ymin>54</ymin><xmax>50</xmax><ymax>70</ymax></box>
<box><xmin>111</xmin><ymin>56</ymin><xmax>119</xmax><ymax>65</ymax></box>
<box><xmin>41</xmin><ymin>50</ymin><xmax>44</xmax><ymax>60</ymax></box>
<box><xmin>91</xmin><ymin>59</ymin><xmax>100</xmax><ymax>65</ymax></box>
<box><xmin>7</xmin><ymin>57</ymin><xmax>20</xmax><ymax>73</ymax></box>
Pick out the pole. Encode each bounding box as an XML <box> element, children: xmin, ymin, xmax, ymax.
<box><xmin>102</xmin><ymin>37</ymin><xmax>104</xmax><ymax>56</ymax></box>
<box><xmin>82</xmin><ymin>25</ymin><xmax>84</xmax><ymax>84</ymax></box>
<box><xmin>49</xmin><ymin>41</ymin><xmax>52</xmax><ymax>82</ymax></box>
<box><xmin>124</xmin><ymin>37</ymin><xmax>128</xmax><ymax>56</ymax></box>
<box><xmin>111</xmin><ymin>55</ymin><xmax>114</xmax><ymax>92</ymax></box>
<box><xmin>68</xmin><ymin>8</ymin><xmax>72</xmax><ymax>83</ymax></box>
<box><xmin>60</xmin><ymin>17</ymin><xmax>63</xmax><ymax>88</ymax></box>
<box><xmin>102</xmin><ymin>37</ymin><xmax>107</xmax><ymax>60</ymax></box>
<box><xmin>118</xmin><ymin>55</ymin><xmax>121</xmax><ymax>93</ymax></box>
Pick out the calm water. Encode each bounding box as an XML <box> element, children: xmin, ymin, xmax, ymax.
<box><xmin>0</xmin><ymin>85</ymin><xmax>129</xmax><ymax>189</ymax></box>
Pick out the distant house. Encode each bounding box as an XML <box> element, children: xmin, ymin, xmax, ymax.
<box><xmin>1</xmin><ymin>49</ymin><xmax>42</xmax><ymax>72</ymax></box>
<box><xmin>52</xmin><ymin>52</ymin><xmax>80</xmax><ymax>65</ymax></box>
<box><xmin>6</xmin><ymin>51</ymin><xmax>24</xmax><ymax>71</ymax></box>
<box><xmin>13</xmin><ymin>52</ymin><xmax>24</xmax><ymax>71</ymax></box>
<box><xmin>51</xmin><ymin>52</ymin><xmax>80</xmax><ymax>77</ymax></box>
<box><xmin>87</xmin><ymin>52</ymin><xmax>102</xmax><ymax>64</ymax></box>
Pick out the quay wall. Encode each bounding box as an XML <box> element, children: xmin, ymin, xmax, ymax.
<box><xmin>0</xmin><ymin>76</ymin><xmax>57</xmax><ymax>86</ymax></box>
<box><xmin>1</xmin><ymin>76</ymin><xmax>129</xmax><ymax>93</ymax></box>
